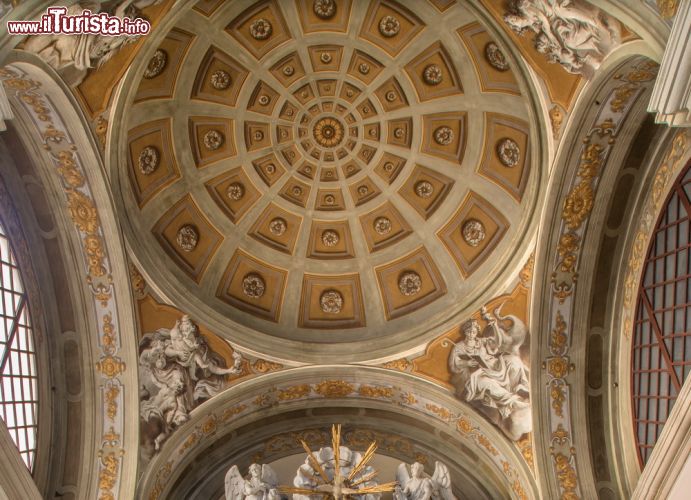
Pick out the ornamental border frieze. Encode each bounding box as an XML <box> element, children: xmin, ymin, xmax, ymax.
<box><xmin>1</xmin><ymin>64</ymin><xmax>127</xmax><ymax>500</ymax></box>
<box><xmin>147</xmin><ymin>377</ymin><xmax>532</xmax><ymax>500</ymax></box>
<box><xmin>544</xmin><ymin>58</ymin><xmax>658</xmax><ymax>499</ymax></box>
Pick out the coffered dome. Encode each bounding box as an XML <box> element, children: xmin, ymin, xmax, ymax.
<box><xmin>118</xmin><ymin>0</ymin><xmax>541</xmax><ymax>361</ymax></box>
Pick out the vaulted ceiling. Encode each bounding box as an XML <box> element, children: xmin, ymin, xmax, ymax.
<box><xmin>119</xmin><ymin>0</ymin><xmax>539</xmax><ymax>362</ymax></box>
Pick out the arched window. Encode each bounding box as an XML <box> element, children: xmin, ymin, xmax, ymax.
<box><xmin>632</xmin><ymin>163</ymin><xmax>691</xmax><ymax>466</ymax></box>
<box><xmin>0</xmin><ymin>220</ymin><xmax>38</xmax><ymax>470</ymax></box>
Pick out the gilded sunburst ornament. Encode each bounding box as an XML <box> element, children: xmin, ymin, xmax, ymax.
<box><xmin>281</xmin><ymin>425</ymin><xmax>397</xmax><ymax>499</ymax></box>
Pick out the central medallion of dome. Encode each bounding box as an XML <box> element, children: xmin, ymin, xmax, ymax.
<box><xmin>313</xmin><ymin>116</ymin><xmax>344</xmax><ymax>148</ymax></box>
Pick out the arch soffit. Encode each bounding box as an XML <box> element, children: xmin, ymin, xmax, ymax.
<box><xmin>0</xmin><ymin>56</ymin><xmax>140</xmax><ymax>500</ymax></box>
<box><xmin>173</xmin><ymin>415</ymin><xmax>501</xmax><ymax>500</ymax></box>
<box><xmin>531</xmin><ymin>52</ymin><xmax>663</xmax><ymax>499</ymax></box>
<box><xmin>613</xmin><ymin>132</ymin><xmax>691</xmax><ymax>491</ymax></box>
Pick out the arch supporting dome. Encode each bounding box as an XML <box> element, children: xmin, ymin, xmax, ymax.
<box><xmin>531</xmin><ymin>49</ymin><xmax>689</xmax><ymax>497</ymax></box>
<box><xmin>136</xmin><ymin>365</ymin><xmax>538</xmax><ymax>500</ymax></box>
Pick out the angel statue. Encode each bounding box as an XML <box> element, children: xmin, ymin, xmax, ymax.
<box><xmin>225</xmin><ymin>463</ymin><xmax>280</xmax><ymax>500</ymax></box>
<box><xmin>446</xmin><ymin>303</ymin><xmax>531</xmax><ymax>441</ymax></box>
<box><xmin>394</xmin><ymin>461</ymin><xmax>456</xmax><ymax>500</ymax></box>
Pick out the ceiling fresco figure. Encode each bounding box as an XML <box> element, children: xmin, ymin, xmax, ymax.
<box><xmin>447</xmin><ymin>305</ymin><xmax>530</xmax><ymax>441</ymax></box>
<box><xmin>394</xmin><ymin>461</ymin><xmax>456</xmax><ymax>500</ymax></box>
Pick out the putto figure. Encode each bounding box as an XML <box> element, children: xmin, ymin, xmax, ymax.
<box><xmin>225</xmin><ymin>463</ymin><xmax>280</xmax><ymax>500</ymax></box>
<box><xmin>394</xmin><ymin>461</ymin><xmax>456</xmax><ymax>500</ymax></box>
<box><xmin>139</xmin><ymin>315</ymin><xmax>242</xmax><ymax>456</ymax></box>
<box><xmin>446</xmin><ymin>304</ymin><xmax>531</xmax><ymax>440</ymax></box>
<box><xmin>504</xmin><ymin>0</ymin><xmax>621</xmax><ymax>78</ymax></box>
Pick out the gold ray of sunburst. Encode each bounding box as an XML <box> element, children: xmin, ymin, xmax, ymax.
<box><xmin>300</xmin><ymin>439</ymin><xmax>330</xmax><ymax>484</ymax></box>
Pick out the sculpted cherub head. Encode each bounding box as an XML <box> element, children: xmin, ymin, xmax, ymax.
<box><xmin>179</xmin><ymin>315</ymin><xmax>202</xmax><ymax>346</ymax></box>
<box><xmin>411</xmin><ymin>462</ymin><xmax>425</xmax><ymax>478</ymax></box>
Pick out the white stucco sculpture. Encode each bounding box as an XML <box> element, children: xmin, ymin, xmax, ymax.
<box><xmin>23</xmin><ymin>0</ymin><xmax>163</xmax><ymax>86</ymax></box>
<box><xmin>504</xmin><ymin>0</ymin><xmax>621</xmax><ymax>78</ymax></box>
<box><xmin>394</xmin><ymin>461</ymin><xmax>456</xmax><ymax>500</ymax></box>
<box><xmin>225</xmin><ymin>464</ymin><xmax>280</xmax><ymax>500</ymax></box>
<box><xmin>139</xmin><ymin>315</ymin><xmax>242</xmax><ymax>455</ymax></box>
<box><xmin>447</xmin><ymin>304</ymin><xmax>531</xmax><ymax>440</ymax></box>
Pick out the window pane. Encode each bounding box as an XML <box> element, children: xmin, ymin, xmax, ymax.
<box><xmin>0</xmin><ymin>221</ymin><xmax>38</xmax><ymax>471</ymax></box>
<box><xmin>632</xmin><ymin>165</ymin><xmax>691</xmax><ymax>466</ymax></box>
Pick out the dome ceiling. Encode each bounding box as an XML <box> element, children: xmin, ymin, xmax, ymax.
<box><xmin>121</xmin><ymin>0</ymin><xmax>540</xmax><ymax>358</ymax></box>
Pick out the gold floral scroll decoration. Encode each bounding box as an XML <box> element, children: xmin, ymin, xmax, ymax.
<box><xmin>278</xmin><ymin>384</ymin><xmax>311</xmax><ymax>401</ymax></box>
<box><xmin>358</xmin><ymin>385</ymin><xmax>394</xmax><ymax>399</ymax></box>
<box><xmin>2</xmin><ymin>65</ymin><xmax>124</xmax><ymax>500</ymax></box>
<box><xmin>252</xmin><ymin>358</ymin><xmax>284</xmax><ymax>373</ymax></box>
<box><xmin>553</xmin><ymin>452</ymin><xmax>578</xmax><ymax>500</ymax></box>
<box><xmin>221</xmin><ymin>404</ymin><xmax>247</xmax><ymax>422</ymax></box>
<box><xmin>381</xmin><ymin>358</ymin><xmax>412</xmax><ymax>371</ymax></box>
<box><xmin>657</xmin><ymin>0</ymin><xmax>679</xmax><ymax>18</ymax></box>
<box><xmin>519</xmin><ymin>253</ymin><xmax>535</xmax><ymax>288</ymax></box>
<box><xmin>314</xmin><ymin>380</ymin><xmax>355</xmax><ymax>398</ymax></box>
<box><xmin>105</xmin><ymin>385</ymin><xmax>119</xmax><ymax>421</ymax></box>
<box><xmin>546</xmin><ymin>59</ymin><xmax>659</xmax><ymax>499</ymax></box>
<box><xmin>610</xmin><ymin>61</ymin><xmax>658</xmax><ymax>113</ymax></box>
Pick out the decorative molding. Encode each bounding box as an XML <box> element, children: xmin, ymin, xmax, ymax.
<box><xmin>657</xmin><ymin>0</ymin><xmax>681</xmax><ymax>19</ymax></box>
<box><xmin>0</xmin><ymin>83</ymin><xmax>12</xmax><ymax>131</ymax></box>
